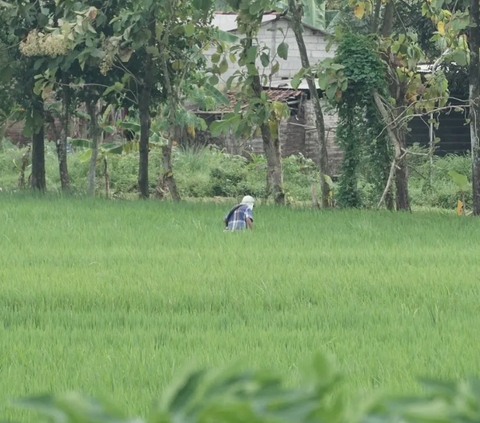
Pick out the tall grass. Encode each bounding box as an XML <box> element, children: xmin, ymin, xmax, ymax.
<box><xmin>1</xmin><ymin>195</ymin><xmax>480</xmax><ymax>421</ymax></box>
<box><xmin>0</xmin><ymin>142</ymin><xmax>472</xmax><ymax>208</ymax></box>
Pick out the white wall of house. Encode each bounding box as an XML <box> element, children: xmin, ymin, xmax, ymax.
<box><xmin>206</xmin><ymin>17</ymin><xmax>335</xmax><ymax>87</ymax></box>
<box><xmin>258</xmin><ymin>19</ymin><xmax>334</xmax><ymax>78</ymax></box>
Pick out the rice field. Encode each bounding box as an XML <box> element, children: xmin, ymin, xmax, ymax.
<box><xmin>1</xmin><ymin>194</ymin><xmax>480</xmax><ymax>420</ymax></box>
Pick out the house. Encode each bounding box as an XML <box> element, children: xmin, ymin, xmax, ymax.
<box><xmin>200</xmin><ymin>12</ymin><xmax>342</xmax><ymax>175</ymax></box>
<box><xmin>210</xmin><ymin>11</ymin><xmax>334</xmax><ymax>82</ymax></box>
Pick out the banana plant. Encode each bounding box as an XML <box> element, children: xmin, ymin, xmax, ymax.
<box><xmin>69</xmin><ymin>138</ymin><xmax>131</xmax><ymax>198</ymax></box>
<box><xmin>276</xmin><ymin>0</ymin><xmax>327</xmax><ymax>31</ymax></box>
<box><xmin>118</xmin><ymin>119</ymin><xmax>169</xmax><ymax>147</ymax></box>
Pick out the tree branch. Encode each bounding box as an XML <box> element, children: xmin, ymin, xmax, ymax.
<box><xmin>377</xmin><ymin>150</ymin><xmax>407</xmax><ymax>209</ymax></box>
<box><xmin>375</xmin><ymin>102</ymin><xmax>470</xmax><ymax>141</ymax></box>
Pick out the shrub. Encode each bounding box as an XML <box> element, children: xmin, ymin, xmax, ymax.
<box><xmin>0</xmin><ymin>140</ymin><xmax>475</xmax><ymax>209</ymax></box>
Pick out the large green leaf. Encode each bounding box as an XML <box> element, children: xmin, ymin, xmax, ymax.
<box><xmin>326</xmin><ymin>10</ymin><xmax>342</xmax><ymax>33</ymax></box>
<box><xmin>452</xmin><ymin>50</ymin><xmax>468</xmax><ymax>66</ymax></box>
<box><xmin>203</xmin><ymin>83</ymin><xmax>230</xmax><ymax>106</ymax></box>
<box><xmin>218</xmin><ymin>58</ymin><xmax>229</xmax><ymax>74</ymax></box>
<box><xmin>105</xmin><ymin>144</ymin><xmax>124</xmax><ymax>155</ymax></box>
<box><xmin>291</xmin><ymin>75</ymin><xmax>302</xmax><ymax>89</ymax></box>
<box><xmin>214</xmin><ymin>29</ymin><xmax>239</xmax><ymax>44</ymax></box>
<box><xmin>101</xmin><ymin>125</ymin><xmax>116</xmax><ymax>134</ymax></box>
<box><xmin>119</xmin><ymin>121</ymin><xmax>141</xmax><ymax>133</ymax></box>
<box><xmin>210</xmin><ymin>113</ymin><xmax>241</xmax><ymax>136</ymax></box>
<box><xmin>185</xmin><ymin>23</ymin><xmax>195</xmax><ymax>37</ymax></box>
<box><xmin>277</xmin><ymin>42</ymin><xmax>288</xmax><ymax>60</ymax></box>
<box><xmin>0</xmin><ymin>66</ymin><xmax>13</xmax><ymax>83</ymax></box>
<box><xmin>448</xmin><ymin>170</ymin><xmax>468</xmax><ymax>191</ymax></box>
<box><xmin>302</xmin><ymin>0</ymin><xmax>326</xmax><ymax>30</ymax></box>
<box><xmin>78</xmin><ymin>149</ymin><xmax>93</xmax><ymax>162</ymax></box>
<box><xmin>0</xmin><ymin>0</ymin><xmax>14</xmax><ymax>8</ymax></box>
<box><xmin>69</xmin><ymin>138</ymin><xmax>93</xmax><ymax>149</ymax></box>
<box><xmin>247</xmin><ymin>46</ymin><xmax>258</xmax><ymax>63</ymax></box>
<box><xmin>260</xmin><ymin>53</ymin><xmax>270</xmax><ymax>67</ymax></box>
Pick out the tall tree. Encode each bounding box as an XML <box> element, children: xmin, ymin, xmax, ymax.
<box><xmin>289</xmin><ymin>0</ymin><xmax>331</xmax><ymax>208</ymax></box>
<box><xmin>210</xmin><ymin>0</ymin><xmax>289</xmax><ymax>205</ymax></box>
<box><xmin>414</xmin><ymin>0</ymin><xmax>473</xmax><ymax>211</ymax></box>
<box><xmin>101</xmin><ymin>0</ymin><xmax>218</xmax><ymax>200</ymax></box>
<box><xmin>319</xmin><ymin>0</ymin><xmax>451</xmax><ymax>210</ymax></box>
<box><xmin>31</xmin><ymin>96</ymin><xmax>46</xmax><ymax>191</ymax></box>
<box><xmin>0</xmin><ymin>0</ymin><xmax>49</xmax><ymax>191</ymax></box>
<box><xmin>19</xmin><ymin>0</ymin><xmax>151</xmax><ymax>196</ymax></box>
<box><xmin>469</xmin><ymin>0</ymin><xmax>480</xmax><ymax>215</ymax></box>
<box><xmin>378</xmin><ymin>0</ymin><xmax>410</xmax><ymax>211</ymax></box>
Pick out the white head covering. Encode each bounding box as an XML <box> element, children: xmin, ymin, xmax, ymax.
<box><xmin>241</xmin><ymin>195</ymin><xmax>255</xmax><ymax>209</ymax></box>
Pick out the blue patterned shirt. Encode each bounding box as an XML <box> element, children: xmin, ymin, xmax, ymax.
<box><xmin>224</xmin><ymin>204</ymin><xmax>253</xmax><ymax>231</ymax></box>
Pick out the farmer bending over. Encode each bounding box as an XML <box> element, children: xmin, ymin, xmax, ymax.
<box><xmin>224</xmin><ymin>196</ymin><xmax>255</xmax><ymax>231</ymax></box>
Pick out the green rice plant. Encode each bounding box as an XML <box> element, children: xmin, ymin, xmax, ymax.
<box><xmin>174</xmin><ymin>145</ymin><xmax>212</xmax><ymax>174</ymax></box>
<box><xmin>1</xmin><ymin>195</ymin><xmax>480</xmax><ymax>423</ymax></box>
<box><xmin>5</xmin><ymin>353</ymin><xmax>480</xmax><ymax>423</ymax></box>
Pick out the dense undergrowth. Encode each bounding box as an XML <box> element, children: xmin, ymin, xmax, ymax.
<box><xmin>0</xmin><ymin>139</ymin><xmax>471</xmax><ymax>209</ymax></box>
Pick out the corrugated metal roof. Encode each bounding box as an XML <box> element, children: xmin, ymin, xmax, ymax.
<box><xmin>213</xmin><ymin>11</ymin><xmax>330</xmax><ymax>36</ymax></box>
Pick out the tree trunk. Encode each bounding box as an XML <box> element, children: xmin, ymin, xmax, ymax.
<box><xmin>289</xmin><ymin>0</ymin><xmax>330</xmax><ymax>208</ymax></box>
<box><xmin>138</xmin><ymin>20</ymin><xmax>156</xmax><ymax>199</ymax></box>
<box><xmin>381</xmin><ymin>0</ymin><xmax>394</xmax><ymax>38</ymax></box>
<box><xmin>378</xmin><ymin>0</ymin><xmax>410</xmax><ymax>211</ymax></box>
<box><xmin>394</xmin><ymin>129</ymin><xmax>410</xmax><ymax>211</ymax></box>
<box><xmin>104</xmin><ymin>157</ymin><xmax>110</xmax><ymax>198</ymax></box>
<box><xmin>31</xmin><ymin>97</ymin><xmax>46</xmax><ymax>191</ymax></box>
<box><xmin>57</xmin><ymin>76</ymin><xmax>70</xmax><ymax>192</ymax></box>
<box><xmin>155</xmin><ymin>122</ymin><xmax>181</xmax><ymax>201</ymax></box>
<box><xmin>237</xmin><ymin>27</ymin><xmax>285</xmax><ymax>205</ymax></box>
<box><xmin>392</xmin><ymin>105</ymin><xmax>410</xmax><ymax>211</ymax></box>
<box><xmin>161</xmin><ymin>139</ymin><xmax>181</xmax><ymax>202</ymax></box>
<box><xmin>252</xmin><ymin>75</ymin><xmax>285</xmax><ymax>205</ymax></box>
<box><xmin>262</xmin><ymin>128</ymin><xmax>284</xmax><ymax>204</ymax></box>
<box><xmin>385</xmin><ymin>184</ymin><xmax>394</xmax><ymax>210</ymax></box>
<box><xmin>86</xmin><ymin>100</ymin><xmax>99</xmax><ymax>196</ymax></box>
<box><xmin>19</xmin><ymin>144</ymin><xmax>31</xmax><ymax>189</ymax></box>
<box><xmin>157</xmin><ymin>25</ymin><xmax>182</xmax><ymax>202</ymax></box>
<box><xmin>138</xmin><ymin>88</ymin><xmax>151</xmax><ymax>199</ymax></box>
<box><xmin>165</xmin><ymin>124</ymin><xmax>181</xmax><ymax>202</ymax></box>
<box><xmin>373</xmin><ymin>91</ymin><xmax>410</xmax><ymax>211</ymax></box>
<box><xmin>371</xmin><ymin>0</ymin><xmax>382</xmax><ymax>33</ymax></box>
<box><xmin>469</xmin><ymin>0</ymin><xmax>480</xmax><ymax>215</ymax></box>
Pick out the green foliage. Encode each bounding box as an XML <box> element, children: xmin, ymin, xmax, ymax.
<box><xmin>333</xmin><ymin>33</ymin><xmax>387</xmax><ymax>107</ymax></box>
<box><xmin>448</xmin><ymin>170</ymin><xmax>468</xmax><ymax>191</ymax></box>
<box><xmin>406</xmin><ymin>147</ymin><xmax>473</xmax><ymax>210</ymax></box>
<box><xmin>302</xmin><ymin>0</ymin><xmax>327</xmax><ymax>30</ymax></box>
<box><xmin>210</xmin><ymin>155</ymin><xmax>249</xmax><ymax>197</ymax></box>
<box><xmin>0</xmin><ymin>142</ymin><xmax>317</xmax><ymax>201</ymax></box>
<box><xmin>335</xmin><ymin>110</ymin><xmax>362</xmax><ymax>207</ymax></box>
<box><xmin>331</xmin><ymin>32</ymin><xmax>390</xmax><ymax>208</ymax></box>
<box><xmin>0</xmin><ymin>141</ymin><xmax>475</xmax><ymax>210</ymax></box>
<box><xmin>6</xmin><ymin>354</ymin><xmax>342</xmax><ymax>423</ymax></box>
<box><xmin>8</xmin><ymin>350</ymin><xmax>480</xmax><ymax>423</ymax></box>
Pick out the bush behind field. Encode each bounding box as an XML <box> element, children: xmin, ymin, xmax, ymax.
<box><xmin>0</xmin><ymin>140</ymin><xmax>471</xmax><ymax>209</ymax></box>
